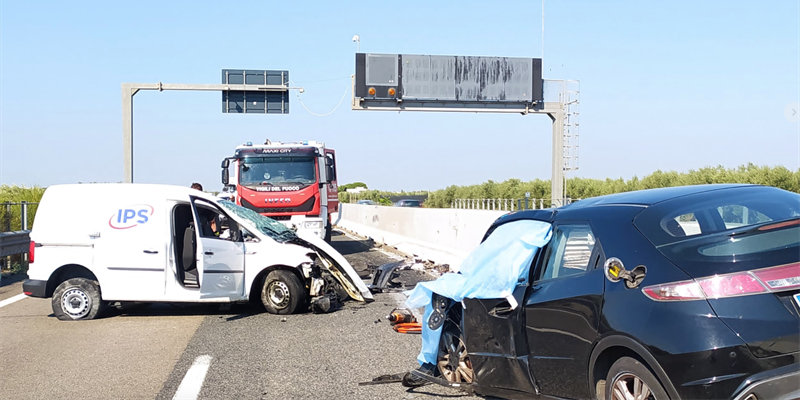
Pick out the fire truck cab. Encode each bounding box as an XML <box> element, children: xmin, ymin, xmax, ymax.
<box><xmin>222</xmin><ymin>140</ymin><xmax>339</xmax><ymax>241</ymax></box>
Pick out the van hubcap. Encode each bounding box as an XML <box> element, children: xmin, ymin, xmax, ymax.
<box><xmin>612</xmin><ymin>373</ymin><xmax>654</xmax><ymax>400</ymax></box>
<box><xmin>267</xmin><ymin>281</ymin><xmax>290</xmax><ymax>309</ymax></box>
<box><xmin>62</xmin><ymin>289</ymin><xmax>91</xmax><ymax>319</ymax></box>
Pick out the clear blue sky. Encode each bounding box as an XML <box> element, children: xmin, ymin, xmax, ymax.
<box><xmin>1</xmin><ymin>1</ymin><xmax>798</xmax><ymax>192</ymax></box>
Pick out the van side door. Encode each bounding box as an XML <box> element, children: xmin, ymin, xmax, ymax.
<box><xmin>190</xmin><ymin>197</ymin><xmax>246</xmax><ymax>299</ymax></box>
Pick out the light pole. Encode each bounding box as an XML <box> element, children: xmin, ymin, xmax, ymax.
<box><xmin>352</xmin><ymin>35</ymin><xmax>360</xmax><ymax>52</ymax></box>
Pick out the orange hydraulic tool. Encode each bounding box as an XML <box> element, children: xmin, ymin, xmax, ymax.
<box><xmin>393</xmin><ymin>322</ymin><xmax>422</xmax><ymax>334</ymax></box>
<box><xmin>386</xmin><ymin>308</ymin><xmax>416</xmax><ymax>325</ymax></box>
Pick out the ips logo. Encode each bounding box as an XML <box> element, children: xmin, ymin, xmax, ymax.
<box><xmin>109</xmin><ymin>205</ymin><xmax>154</xmax><ymax>229</ymax></box>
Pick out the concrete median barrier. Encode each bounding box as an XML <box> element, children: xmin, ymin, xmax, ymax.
<box><xmin>335</xmin><ymin>204</ymin><xmax>507</xmax><ymax>272</ymax></box>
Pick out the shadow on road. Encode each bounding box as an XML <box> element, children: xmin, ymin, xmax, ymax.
<box><xmin>329</xmin><ymin>230</ymin><xmax>376</xmax><ymax>256</ymax></box>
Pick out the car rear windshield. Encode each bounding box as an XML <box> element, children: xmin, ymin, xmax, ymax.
<box><xmin>634</xmin><ymin>186</ymin><xmax>800</xmax><ymax>275</ymax></box>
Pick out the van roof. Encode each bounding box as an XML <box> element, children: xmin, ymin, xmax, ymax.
<box><xmin>45</xmin><ymin>183</ymin><xmax>220</xmax><ymax>202</ymax></box>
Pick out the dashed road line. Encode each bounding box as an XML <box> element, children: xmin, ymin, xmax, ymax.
<box><xmin>0</xmin><ymin>293</ymin><xmax>28</xmax><ymax>309</ymax></box>
<box><xmin>172</xmin><ymin>355</ymin><xmax>213</xmax><ymax>400</ymax></box>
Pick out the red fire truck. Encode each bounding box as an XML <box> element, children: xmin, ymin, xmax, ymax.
<box><xmin>221</xmin><ymin>140</ymin><xmax>339</xmax><ymax>241</ymax></box>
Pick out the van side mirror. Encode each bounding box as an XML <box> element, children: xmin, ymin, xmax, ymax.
<box><xmin>228</xmin><ymin>219</ymin><xmax>241</xmax><ymax>242</ymax></box>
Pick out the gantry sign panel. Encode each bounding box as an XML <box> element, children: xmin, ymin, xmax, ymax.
<box><xmin>221</xmin><ymin>69</ymin><xmax>290</xmax><ymax>114</ymax></box>
<box><xmin>355</xmin><ymin>53</ymin><xmax>543</xmax><ymax>105</ymax></box>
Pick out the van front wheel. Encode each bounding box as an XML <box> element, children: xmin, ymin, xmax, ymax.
<box><xmin>52</xmin><ymin>278</ymin><xmax>105</xmax><ymax>321</ymax></box>
<box><xmin>261</xmin><ymin>270</ymin><xmax>305</xmax><ymax>315</ymax></box>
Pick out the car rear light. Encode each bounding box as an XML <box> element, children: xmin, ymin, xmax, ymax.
<box><xmin>643</xmin><ymin>262</ymin><xmax>800</xmax><ymax>301</ymax></box>
<box><xmin>28</xmin><ymin>241</ymin><xmax>35</xmax><ymax>264</ymax></box>
<box><xmin>751</xmin><ymin>262</ymin><xmax>800</xmax><ymax>290</ymax></box>
<box><xmin>643</xmin><ymin>280</ymin><xmax>706</xmax><ymax>301</ymax></box>
<box><xmin>697</xmin><ymin>273</ymin><xmax>766</xmax><ymax>298</ymax></box>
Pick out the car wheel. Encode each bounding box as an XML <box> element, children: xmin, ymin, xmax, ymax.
<box><xmin>605</xmin><ymin>357</ymin><xmax>668</xmax><ymax>400</ymax></box>
<box><xmin>437</xmin><ymin>324</ymin><xmax>474</xmax><ymax>384</ymax></box>
<box><xmin>261</xmin><ymin>270</ymin><xmax>306</xmax><ymax>315</ymax></box>
<box><xmin>51</xmin><ymin>278</ymin><xmax>105</xmax><ymax>321</ymax></box>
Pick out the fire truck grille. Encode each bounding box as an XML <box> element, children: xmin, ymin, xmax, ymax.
<box><xmin>240</xmin><ymin>196</ymin><xmax>316</xmax><ymax>214</ymax></box>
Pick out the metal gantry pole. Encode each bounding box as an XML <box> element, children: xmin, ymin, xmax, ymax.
<box><xmin>121</xmin><ymin>82</ymin><xmax>302</xmax><ymax>183</ymax></box>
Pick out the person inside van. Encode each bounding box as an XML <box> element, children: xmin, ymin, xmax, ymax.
<box><xmin>191</xmin><ymin>182</ymin><xmax>203</xmax><ymax>191</ymax></box>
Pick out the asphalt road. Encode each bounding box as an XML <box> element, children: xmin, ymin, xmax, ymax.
<box><xmin>0</xmin><ymin>231</ymin><xmax>478</xmax><ymax>400</ymax></box>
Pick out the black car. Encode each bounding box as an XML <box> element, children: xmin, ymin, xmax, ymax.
<box><xmin>420</xmin><ymin>184</ymin><xmax>800</xmax><ymax>400</ymax></box>
<box><xmin>395</xmin><ymin>199</ymin><xmax>422</xmax><ymax>207</ymax></box>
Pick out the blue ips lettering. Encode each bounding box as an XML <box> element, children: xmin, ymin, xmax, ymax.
<box><xmin>117</xmin><ymin>209</ymin><xmax>123</xmax><ymax>223</ymax></box>
<box><xmin>137</xmin><ymin>209</ymin><xmax>149</xmax><ymax>224</ymax></box>
<box><xmin>123</xmin><ymin>209</ymin><xmax>136</xmax><ymax>223</ymax></box>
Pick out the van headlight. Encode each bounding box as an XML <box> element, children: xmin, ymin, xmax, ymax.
<box><xmin>304</xmin><ymin>221</ymin><xmax>323</xmax><ymax>229</ymax></box>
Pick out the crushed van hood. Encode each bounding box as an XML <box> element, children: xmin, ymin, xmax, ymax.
<box><xmin>294</xmin><ymin>230</ymin><xmax>374</xmax><ymax>303</ymax></box>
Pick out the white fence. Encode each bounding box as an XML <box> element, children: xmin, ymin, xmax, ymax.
<box><xmin>451</xmin><ymin>198</ymin><xmax>580</xmax><ymax>211</ymax></box>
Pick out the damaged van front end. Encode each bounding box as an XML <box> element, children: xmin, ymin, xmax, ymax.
<box><xmin>293</xmin><ymin>230</ymin><xmax>373</xmax><ymax>304</ymax></box>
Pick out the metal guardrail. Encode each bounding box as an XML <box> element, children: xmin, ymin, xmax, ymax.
<box><xmin>451</xmin><ymin>198</ymin><xmax>580</xmax><ymax>211</ymax></box>
<box><xmin>1</xmin><ymin>202</ymin><xmax>38</xmax><ymax>270</ymax></box>
<box><xmin>0</xmin><ymin>231</ymin><xmax>31</xmax><ymax>257</ymax></box>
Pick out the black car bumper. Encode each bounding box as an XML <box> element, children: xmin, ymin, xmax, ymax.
<box><xmin>731</xmin><ymin>362</ymin><xmax>800</xmax><ymax>400</ymax></box>
<box><xmin>22</xmin><ymin>279</ymin><xmax>47</xmax><ymax>298</ymax></box>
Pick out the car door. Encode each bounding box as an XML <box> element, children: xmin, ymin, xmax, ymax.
<box><xmin>524</xmin><ymin>222</ymin><xmax>605</xmax><ymax>400</ymax></box>
<box><xmin>190</xmin><ymin>197</ymin><xmax>246</xmax><ymax>299</ymax></box>
<box><xmin>460</xmin><ymin>222</ymin><xmax>547</xmax><ymax>395</ymax></box>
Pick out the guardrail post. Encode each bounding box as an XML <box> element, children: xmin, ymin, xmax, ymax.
<box><xmin>524</xmin><ymin>198</ymin><xmax>529</xmax><ymax>210</ymax></box>
<box><xmin>540</xmin><ymin>199</ymin><xmax>544</xmax><ymax>209</ymax></box>
<box><xmin>21</xmin><ymin>202</ymin><xmax>28</xmax><ymax>230</ymax></box>
<box><xmin>4</xmin><ymin>203</ymin><xmax>10</xmax><ymax>232</ymax></box>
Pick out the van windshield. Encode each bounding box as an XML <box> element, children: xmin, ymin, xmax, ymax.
<box><xmin>218</xmin><ymin>200</ymin><xmax>296</xmax><ymax>242</ymax></box>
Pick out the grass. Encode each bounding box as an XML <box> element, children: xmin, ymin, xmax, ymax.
<box><xmin>0</xmin><ymin>185</ymin><xmax>45</xmax><ymax>232</ymax></box>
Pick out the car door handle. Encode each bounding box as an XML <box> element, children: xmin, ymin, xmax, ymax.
<box><xmin>204</xmin><ymin>251</ymin><xmax>214</xmax><ymax>255</ymax></box>
<box><xmin>143</xmin><ymin>250</ymin><xmax>158</xmax><ymax>254</ymax></box>
<box><xmin>245</xmin><ymin>251</ymin><xmax>257</xmax><ymax>255</ymax></box>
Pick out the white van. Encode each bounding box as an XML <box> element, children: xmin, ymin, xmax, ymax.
<box><xmin>22</xmin><ymin>184</ymin><xmax>373</xmax><ymax>320</ymax></box>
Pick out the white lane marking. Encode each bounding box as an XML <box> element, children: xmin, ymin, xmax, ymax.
<box><xmin>0</xmin><ymin>293</ymin><xmax>28</xmax><ymax>309</ymax></box>
<box><xmin>373</xmin><ymin>248</ymin><xmax>404</xmax><ymax>261</ymax></box>
<box><xmin>336</xmin><ymin>229</ymin><xmax>364</xmax><ymax>242</ymax></box>
<box><xmin>172</xmin><ymin>355</ymin><xmax>213</xmax><ymax>400</ymax></box>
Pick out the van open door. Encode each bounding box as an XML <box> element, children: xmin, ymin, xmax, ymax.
<box><xmin>189</xmin><ymin>196</ymin><xmax>245</xmax><ymax>299</ymax></box>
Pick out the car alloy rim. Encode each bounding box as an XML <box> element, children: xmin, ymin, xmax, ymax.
<box><xmin>611</xmin><ymin>372</ymin><xmax>654</xmax><ymax>400</ymax></box>
<box><xmin>267</xmin><ymin>281</ymin><xmax>291</xmax><ymax>309</ymax></box>
<box><xmin>62</xmin><ymin>288</ymin><xmax>91</xmax><ymax>319</ymax></box>
<box><xmin>437</xmin><ymin>331</ymin><xmax>473</xmax><ymax>383</ymax></box>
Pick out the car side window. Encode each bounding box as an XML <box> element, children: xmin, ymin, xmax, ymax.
<box><xmin>538</xmin><ymin>224</ymin><xmax>596</xmax><ymax>281</ymax></box>
<box><xmin>193</xmin><ymin>200</ymin><xmax>239</xmax><ymax>242</ymax></box>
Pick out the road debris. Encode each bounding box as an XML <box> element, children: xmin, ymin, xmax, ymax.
<box><xmin>357</xmin><ymin>373</ymin><xmax>405</xmax><ymax>386</ymax></box>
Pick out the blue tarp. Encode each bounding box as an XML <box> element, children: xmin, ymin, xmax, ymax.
<box><xmin>405</xmin><ymin>219</ymin><xmax>552</xmax><ymax>365</ymax></box>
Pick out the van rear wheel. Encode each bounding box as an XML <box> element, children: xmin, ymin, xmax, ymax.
<box><xmin>52</xmin><ymin>278</ymin><xmax>105</xmax><ymax>321</ymax></box>
<box><xmin>261</xmin><ymin>270</ymin><xmax>306</xmax><ymax>315</ymax></box>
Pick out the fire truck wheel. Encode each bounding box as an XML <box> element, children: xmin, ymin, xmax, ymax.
<box><xmin>261</xmin><ymin>270</ymin><xmax>306</xmax><ymax>315</ymax></box>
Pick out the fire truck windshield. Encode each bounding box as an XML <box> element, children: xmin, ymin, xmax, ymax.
<box><xmin>239</xmin><ymin>156</ymin><xmax>316</xmax><ymax>187</ymax></box>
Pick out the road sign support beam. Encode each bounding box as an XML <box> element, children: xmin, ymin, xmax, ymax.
<box><xmin>121</xmin><ymin>82</ymin><xmax>302</xmax><ymax>183</ymax></box>
<box><xmin>353</xmin><ymin>91</ymin><xmax>568</xmax><ymax>207</ymax></box>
